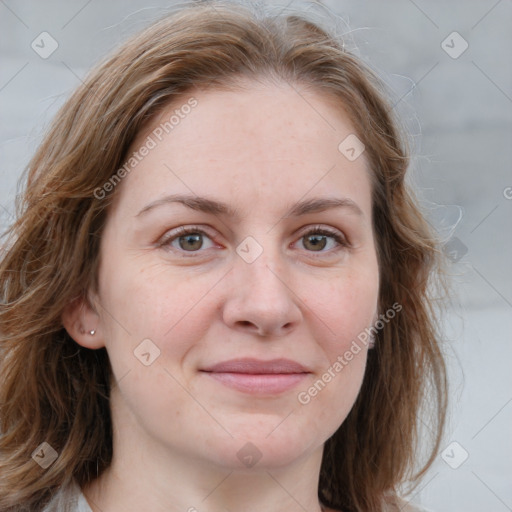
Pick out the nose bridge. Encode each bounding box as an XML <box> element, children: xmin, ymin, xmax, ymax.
<box><xmin>222</xmin><ymin>233</ymin><xmax>301</xmax><ymax>336</ymax></box>
<box><xmin>235</xmin><ymin>234</ymin><xmax>286</xmax><ymax>294</ymax></box>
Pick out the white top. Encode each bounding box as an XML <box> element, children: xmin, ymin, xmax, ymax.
<box><xmin>40</xmin><ymin>480</ymin><xmax>92</xmax><ymax>512</ymax></box>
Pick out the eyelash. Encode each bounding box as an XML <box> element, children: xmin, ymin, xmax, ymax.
<box><xmin>157</xmin><ymin>225</ymin><xmax>349</xmax><ymax>257</ymax></box>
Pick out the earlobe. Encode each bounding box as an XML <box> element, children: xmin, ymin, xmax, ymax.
<box><xmin>61</xmin><ymin>295</ymin><xmax>105</xmax><ymax>349</ymax></box>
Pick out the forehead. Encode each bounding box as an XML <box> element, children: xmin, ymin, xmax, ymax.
<box><xmin>111</xmin><ymin>80</ymin><xmax>372</xmax><ymax>217</ymax></box>
<box><xmin>145</xmin><ymin>80</ymin><xmax>356</xmax><ymax>156</ymax></box>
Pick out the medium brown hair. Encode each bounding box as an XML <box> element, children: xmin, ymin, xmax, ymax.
<box><xmin>0</xmin><ymin>2</ymin><xmax>447</xmax><ymax>510</ymax></box>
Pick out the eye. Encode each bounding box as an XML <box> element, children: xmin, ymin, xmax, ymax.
<box><xmin>295</xmin><ymin>226</ymin><xmax>349</xmax><ymax>253</ymax></box>
<box><xmin>157</xmin><ymin>225</ymin><xmax>349</xmax><ymax>257</ymax></box>
<box><xmin>158</xmin><ymin>226</ymin><xmax>216</xmax><ymax>253</ymax></box>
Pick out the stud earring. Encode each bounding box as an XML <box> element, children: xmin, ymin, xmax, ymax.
<box><xmin>89</xmin><ymin>330</ymin><xmax>96</xmax><ymax>336</ymax></box>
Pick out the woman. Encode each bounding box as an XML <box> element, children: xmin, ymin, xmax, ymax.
<box><xmin>0</xmin><ymin>2</ymin><xmax>447</xmax><ymax>511</ymax></box>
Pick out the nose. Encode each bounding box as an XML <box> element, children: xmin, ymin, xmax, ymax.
<box><xmin>222</xmin><ymin>248</ymin><xmax>303</xmax><ymax>338</ymax></box>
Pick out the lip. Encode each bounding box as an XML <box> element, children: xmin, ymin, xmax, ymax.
<box><xmin>202</xmin><ymin>358</ymin><xmax>310</xmax><ymax>374</ymax></box>
<box><xmin>200</xmin><ymin>358</ymin><xmax>311</xmax><ymax>395</ymax></box>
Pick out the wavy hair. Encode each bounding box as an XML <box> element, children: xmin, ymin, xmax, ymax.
<box><xmin>0</xmin><ymin>2</ymin><xmax>447</xmax><ymax>510</ymax></box>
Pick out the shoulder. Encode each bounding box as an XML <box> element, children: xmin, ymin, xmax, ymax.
<box><xmin>40</xmin><ymin>479</ymin><xmax>92</xmax><ymax>512</ymax></box>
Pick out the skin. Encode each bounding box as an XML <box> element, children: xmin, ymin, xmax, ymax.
<box><xmin>63</xmin><ymin>79</ymin><xmax>380</xmax><ymax>512</ymax></box>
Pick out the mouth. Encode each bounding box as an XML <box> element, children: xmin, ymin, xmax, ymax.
<box><xmin>199</xmin><ymin>358</ymin><xmax>311</xmax><ymax>395</ymax></box>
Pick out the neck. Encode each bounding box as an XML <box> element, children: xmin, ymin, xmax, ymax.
<box><xmin>82</xmin><ymin>389</ymin><xmax>328</xmax><ymax>512</ymax></box>
<box><xmin>83</xmin><ymin>452</ymin><xmax>327</xmax><ymax>512</ymax></box>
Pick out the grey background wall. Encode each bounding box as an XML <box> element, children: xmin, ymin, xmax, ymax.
<box><xmin>1</xmin><ymin>1</ymin><xmax>511</xmax><ymax>510</ymax></box>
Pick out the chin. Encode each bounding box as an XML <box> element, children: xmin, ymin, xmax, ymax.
<box><xmin>196</xmin><ymin>419</ymin><xmax>324</xmax><ymax>471</ymax></box>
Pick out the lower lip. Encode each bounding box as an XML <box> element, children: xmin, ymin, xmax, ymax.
<box><xmin>203</xmin><ymin>372</ymin><xmax>308</xmax><ymax>394</ymax></box>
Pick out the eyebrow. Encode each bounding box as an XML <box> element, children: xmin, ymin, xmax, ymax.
<box><xmin>135</xmin><ymin>194</ymin><xmax>364</xmax><ymax>219</ymax></box>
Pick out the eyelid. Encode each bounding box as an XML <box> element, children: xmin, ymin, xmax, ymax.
<box><xmin>156</xmin><ymin>225</ymin><xmax>218</xmax><ymax>252</ymax></box>
<box><xmin>296</xmin><ymin>224</ymin><xmax>348</xmax><ymax>242</ymax></box>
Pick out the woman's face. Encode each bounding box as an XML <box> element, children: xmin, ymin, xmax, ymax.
<box><xmin>91</xmin><ymin>81</ymin><xmax>379</xmax><ymax>470</ymax></box>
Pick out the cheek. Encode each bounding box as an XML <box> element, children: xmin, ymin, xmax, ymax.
<box><xmin>97</xmin><ymin>263</ymin><xmax>220</xmax><ymax>439</ymax></box>
<box><xmin>100</xmin><ymin>253</ymin><xmax>172</xmax><ymax>326</ymax></box>
<box><xmin>314</xmin><ymin>268</ymin><xmax>379</xmax><ymax>350</ymax></box>
<box><xmin>97</xmin><ymin>259</ymin><xmax>218</xmax><ymax>374</ymax></box>
<box><xmin>294</xmin><ymin>267</ymin><xmax>378</xmax><ymax>426</ymax></box>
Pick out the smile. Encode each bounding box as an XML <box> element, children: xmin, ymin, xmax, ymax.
<box><xmin>200</xmin><ymin>358</ymin><xmax>311</xmax><ymax>395</ymax></box>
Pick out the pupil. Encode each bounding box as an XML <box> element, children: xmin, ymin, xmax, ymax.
<box><xmin>179</xmin><ymin>234</ymin><xmax>202</xmax><ymax>251</ymax></box>
<box><xmin>306</xmin><ymin>235</ymin><xmax>326</xmax><ymax>251</ymax></box>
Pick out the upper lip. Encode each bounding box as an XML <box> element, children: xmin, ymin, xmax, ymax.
<box><xmin>201</xmin><ymin>358</ymin><xmax>311</xmax><ymax>374</ymax></box>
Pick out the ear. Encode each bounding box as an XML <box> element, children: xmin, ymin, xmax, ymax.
<box><xmin>61</xmin><ymin>293</ymin><xmax>105</xmax><ymax>349</ymax></box>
